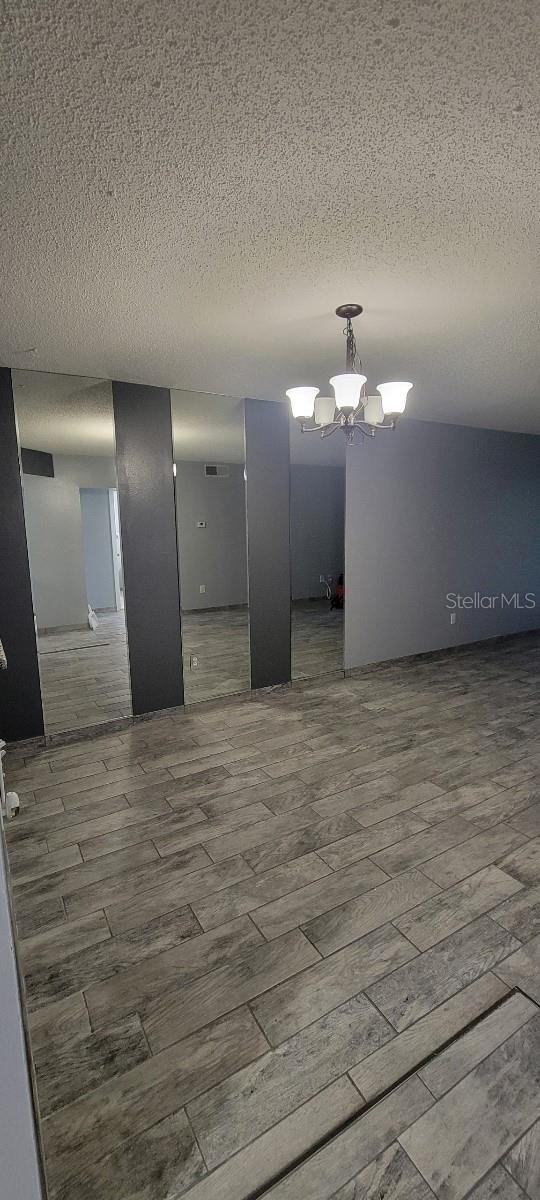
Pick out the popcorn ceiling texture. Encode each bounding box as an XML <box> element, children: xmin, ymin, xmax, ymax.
<box><xmin>0</xmin><ymin>0</ymin><xmax>539</xmax><ymax>431</ymax></box>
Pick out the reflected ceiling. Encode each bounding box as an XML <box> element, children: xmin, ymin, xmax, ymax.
<box><xmin>13</xmin><ymin>372</ymin><xmax>345</xmax><ymax>464</ymax></box>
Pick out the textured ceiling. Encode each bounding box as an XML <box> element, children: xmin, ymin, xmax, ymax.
<box><xmin>1</xmin><ymin>0</ymin><xmax>539</xmax><ymax>433</ymax></box>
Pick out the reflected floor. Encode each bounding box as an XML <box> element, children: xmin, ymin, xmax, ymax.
<box><xmin>38</xmin><ymin>605</ymin><xmax>344</xmax><ymax>734</ymax></box>
<box><xmin>38</xmin><ymin>612</ymin><xmax>131</xmax><ymax>736</ymax></box>
<box><xmin>292</xmin><ymin>600</ymin><xmax>344</xmax><ymax>680</ymax></box>
<box><xmin>182</xmin><ymin>609</ymin><xmax>251</xmax><ymax>704</ymax></box>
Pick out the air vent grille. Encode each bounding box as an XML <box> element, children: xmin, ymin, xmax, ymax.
<box><xmin>205</xmin><ymin>464</ymin><xmax>229</xmax><ymax>477</ymax></box>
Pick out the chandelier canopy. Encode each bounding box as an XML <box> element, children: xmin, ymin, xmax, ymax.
<box><xmin>287</xmin><ymin>304</ymin><xmax>412</xmax><ymax>444</ymax></box>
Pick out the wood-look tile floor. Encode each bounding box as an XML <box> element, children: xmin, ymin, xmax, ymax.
<box><xmin>5</xmin><ymin>630</ymin><xmax>540</xmax><ymax>1200</ymax></box>
<box><xmin>37</xmin><ymin>613</ymin><xmax>132</xmax><ymax>735</ymax></box>
<box><xmin>38</xmin><ymin>604</ymin><xmax>344</xmax><ymax>731</ymax></box>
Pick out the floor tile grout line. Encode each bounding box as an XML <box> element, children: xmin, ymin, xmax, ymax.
<box><xmin>241</xmin><ymin>987</ymin><xmax>528</xmax><ymax>1200</ymax></box>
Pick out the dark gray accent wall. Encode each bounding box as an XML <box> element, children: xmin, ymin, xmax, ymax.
<box><xmin>21</xmin><ymin>448</ymin><xmax>54</xmax><ymax>478</ymax></box>
<box><xmin>0</xmin><ymin>369</ymin><xmax>44</xmax><ymax>741</ymax></box>
<box><xmin>245</xmin><ymin>397</ymin><xmax>291</xmax><ymax>689</ymax></box>
<box><xmin>112</xmin><ymin>381</ymin><xmax>184</xmax><ymax>714</ymax></box>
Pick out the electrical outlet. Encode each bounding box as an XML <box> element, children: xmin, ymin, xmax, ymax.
<box><xmin>450</xmin><ymin>612</ymin><xmax>456</xmax><ymax>625</ymax></box>
<box><xmin>319</xmin><ymin>574</ymin><xmax>326</xmax><ymax>583</ymax></box>
<box><xmin>199</xmin><ymin>584</ymin><xmax>206</xmax><ymax>594</ymax></box>
<box><xmin>190</xmin><ymin>655</ymin><xmax>199</xmax><ymax>669</ymax></box>
<box><xmin>197</xmin><ymin>520</ymin><xmax>207</xmax><ymax>528</ymax></box>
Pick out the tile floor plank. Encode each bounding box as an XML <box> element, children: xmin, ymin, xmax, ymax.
<box><xmin>399</xmin><ymin>1013</ymin><xmax>540</xmax><ymax>1200</ymax></box>
<box><xmin>420</xmin><ymin>823</ymin><xmax>528</xmax><ymax>888</ymax></box>
<box><xmin>242</xmin><ymin>812</ymin><xmax>360</xmax><ymax>874</ymax></box>
<box><xmin>59</xmin><ymin>1109</ymin><xmax>206</xmax><ymax>1200</ymax></box>
<box><xmin>495</xmin><ymin>930</ymin><xmax>540</xmax><ymax>1002</ymax></box>
<box><xmin>191</xmin><ymin>852</ymin><xmax>332</xmax><ymax>930</ymax></box>
<box><xmin>329</xmin><ymin>1142</ymin><xmax>434</xmax><ymax>1200</ymax></box>
<box><xmin>393</xmin><ymin>865</ymin><xmax>522</xmax><ymax>951</ymax></box>
<box><xmin>24</xmin><ymin>905</ymin><xmax>201</xmax><ymax>1009</ymax></box>
<box><xmin>316</xmin><ymin>812</ymin><xmax>430</xmax><ymax>871</ymax></box>
<box><xmin>63</xmin><ymin>844</ymin><xmax>212</xmax><ymax>920</ymax></box>
<box><xmin>351</xmin><ymin>972</ymin><xmax>509</xmax><ymax>1101</ymax></box>
<box><xmin>85</xmin><ymin>913</ymin><xmax>264</xmax><ymax>1028</ymax></box>
<box><xmin>179</xmin><ymin>1077</ymin><xmax>361</xmax><ymax>1200</ymax></box>
<box><xmin>366</xmin><ymin>916</ymin><xmax>521</xmax><ymax>1030</ymax></box>
<box><xmin>260</xmin><ymin>1076</ymin><xmax>433</xmax><ymax>1200</ymax></box>
<box><xmin>105</xmin><ymin>854</ymin><xmax>253</xmax><ymax>934</ymax></box>
<box><xmin>303</xmin><ymin>868</ymin><xmax>441</xmax><ymax>956</ymax></box>
<box><xmin>370</xmin><ymin>815</ymin><xmax>479</xmax><ymax>878</ymax></box>
<box><xmin>251</xmin><ymin>859</ymin><xmax>389</xmax><ymax>941</ymax></box>
<box><xmin>491</xmin><ymin>881</ymin><xmax>540</xmax><ymax>942</ymax></box>
<box><xmin>34</xmin><ymin>1014</ymin><xmax>150</xmax><ymax>1117</ymax></box>
<box><xmin>504</xmin><ymin>1116</ymin><xmax>540</xmax><ymax>1198</ymax></box>
<box><xmin>252</xmin><ymin>923</ymin><xmax>417</xmax><ymax>1046</ymax></box>
<box><xmin>187</xmin><ymin>994</ymin><xmax>394</xmax><ymax>1169</ymax></box>
<box><xmin>42</xmin><ymin>1007</ymin><xmax>267</xmax><ymax>1195</ymax></box>
<box><xmin>466</xmin><ymin>1164</ymin><xmax>528</xmax><ymax>1198</ymax></box>
<box><xmin>144</xmin><ymin>927</ymin><xmax>321</xmax><ymax>1051</ymax></box>
<box><xmin>418</xmin><ymin>991</ymin><xmax>538</xmax><ymax>1098</ymax></box>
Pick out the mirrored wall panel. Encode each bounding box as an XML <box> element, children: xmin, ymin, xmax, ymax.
<box><xmin>171</xmin><ymin>391</ymin><xmax>250</xmax><ymax>703</ymax></box>
<box><xmin>289</xmin><ymin>413</ymin><xmax>345</xmax><ymax>679</ymax></box>
<box><xmin>13</xmin><ymin>371</ymin><xmax>131</xmax><ymax>735</ymax></box>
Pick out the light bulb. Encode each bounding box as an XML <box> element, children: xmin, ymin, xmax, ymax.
<box><xmin>314</xmin><ymin>395</ymin><xmax>337</xmax><ymax>426</ymax></box>
<box><xmin>330</xmin><ymin>373</ymin><xmax>367</xmax><ymax>412</ymax></box>
<box><xmin>286</xmin><ymin>386</ymin><xmax>319</xmax><ymax>420</ymax></box>
<box><xmin>376</xmin><ymin>381</ymin><xmax>412</xmax><ymax>415</ymax></box>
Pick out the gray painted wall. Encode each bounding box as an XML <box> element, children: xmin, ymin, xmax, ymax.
<box><xmin>80</xmin><ymin>489</ymin><xmax>117</xmax><ymax>610</ymax></box>
<box><xmin>175</xmin><ymin>461</ymin><xmax>344</xmax><ymax>609</ymax></box>
<box><xmin>175</xmin><ymin>461</ymin><xmax>248</xmax><ymax>610</ymax></box>
<box><xmin>291</xmin><ymin>465</ymin><xmax>345</xmax><ymax>599</ymax></box>
<box><xmin>345</xmin><ymin>418</ymin><xmax>540</xmax><ymax>669</ymax></box>
<box><xmin>22</xmin><ymin>474</ymin><xmax>88</xmax><ymax>631</ymax></box>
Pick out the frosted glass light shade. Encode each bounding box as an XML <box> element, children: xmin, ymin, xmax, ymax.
<box><xmin>314</xmin><ymin>395</ymin><xmax>337</xmax><ymax>426</ymax></box>
<box><xmin>286</xmin><ymin>386</ymin><xmax>319</xmax><ymax>420</ymax></box>
<box><xmin>363</xmin><ymin>395</ymin><xmax>384</xmax><ymax>424</ymax></box>
<box><xmin>330</xmin><ymin>373</ymin><xmax>367</xmax><ymax>411</ymax></box>
<box><xmin>376</xmin><ymin>381</ymin><xmax>413</xmax><ymax>415</ymax></box>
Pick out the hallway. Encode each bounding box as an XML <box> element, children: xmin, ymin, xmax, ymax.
<box><xmin>5</xmin><ymin>631</ymin><xmax>540</xmax><ymax>1199</ymax></box>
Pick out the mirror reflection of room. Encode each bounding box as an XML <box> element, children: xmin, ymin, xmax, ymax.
<box><xmin>12</xmin><ymin>371</ymin><xmax>131</xmax><ymax>735</ymax></box>
<box><xmin>289</xmin><ymin>411</ymin><xmax>345</xmax><ymax>679</ymax></box>
<box><xmin>171</xmin><ymin>391</ymin><xmax>250</xmax><ymax>704</ymax></box>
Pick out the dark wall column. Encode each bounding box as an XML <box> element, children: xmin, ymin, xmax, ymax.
<box><xmin>0</xmin><ymin>369</ymin><xmax>44</xmax><ymax>741</ymax></box>
<box><xmin>245</xmin><ymin>397</ymin><xmax>291</xmax><ymax>689</ymax></box>
<box><xmin>112</xmin><ymin>382</ymin><xmax>184</xmax><ymax>715</ymax></box>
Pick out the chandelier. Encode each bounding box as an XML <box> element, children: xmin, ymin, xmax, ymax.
<box><xmin>286</xmin><ymin>304</ymin><xmax>412</xmax><ymax>444</ymax></box>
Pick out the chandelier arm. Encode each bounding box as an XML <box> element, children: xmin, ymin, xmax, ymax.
<box><xmin>352</xmin><ymin>418</ymin><xmax>396</xmax><ymax>434</ymax></box>
<box><xmin>320</xmin><ymin>422</ymin><xmax>341</xmax><ymax>438</ymax></box>
<box><xmin>298</xmin><ymin>421</ymin><xmax>328</xmax><ymax>434</ymax></box>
